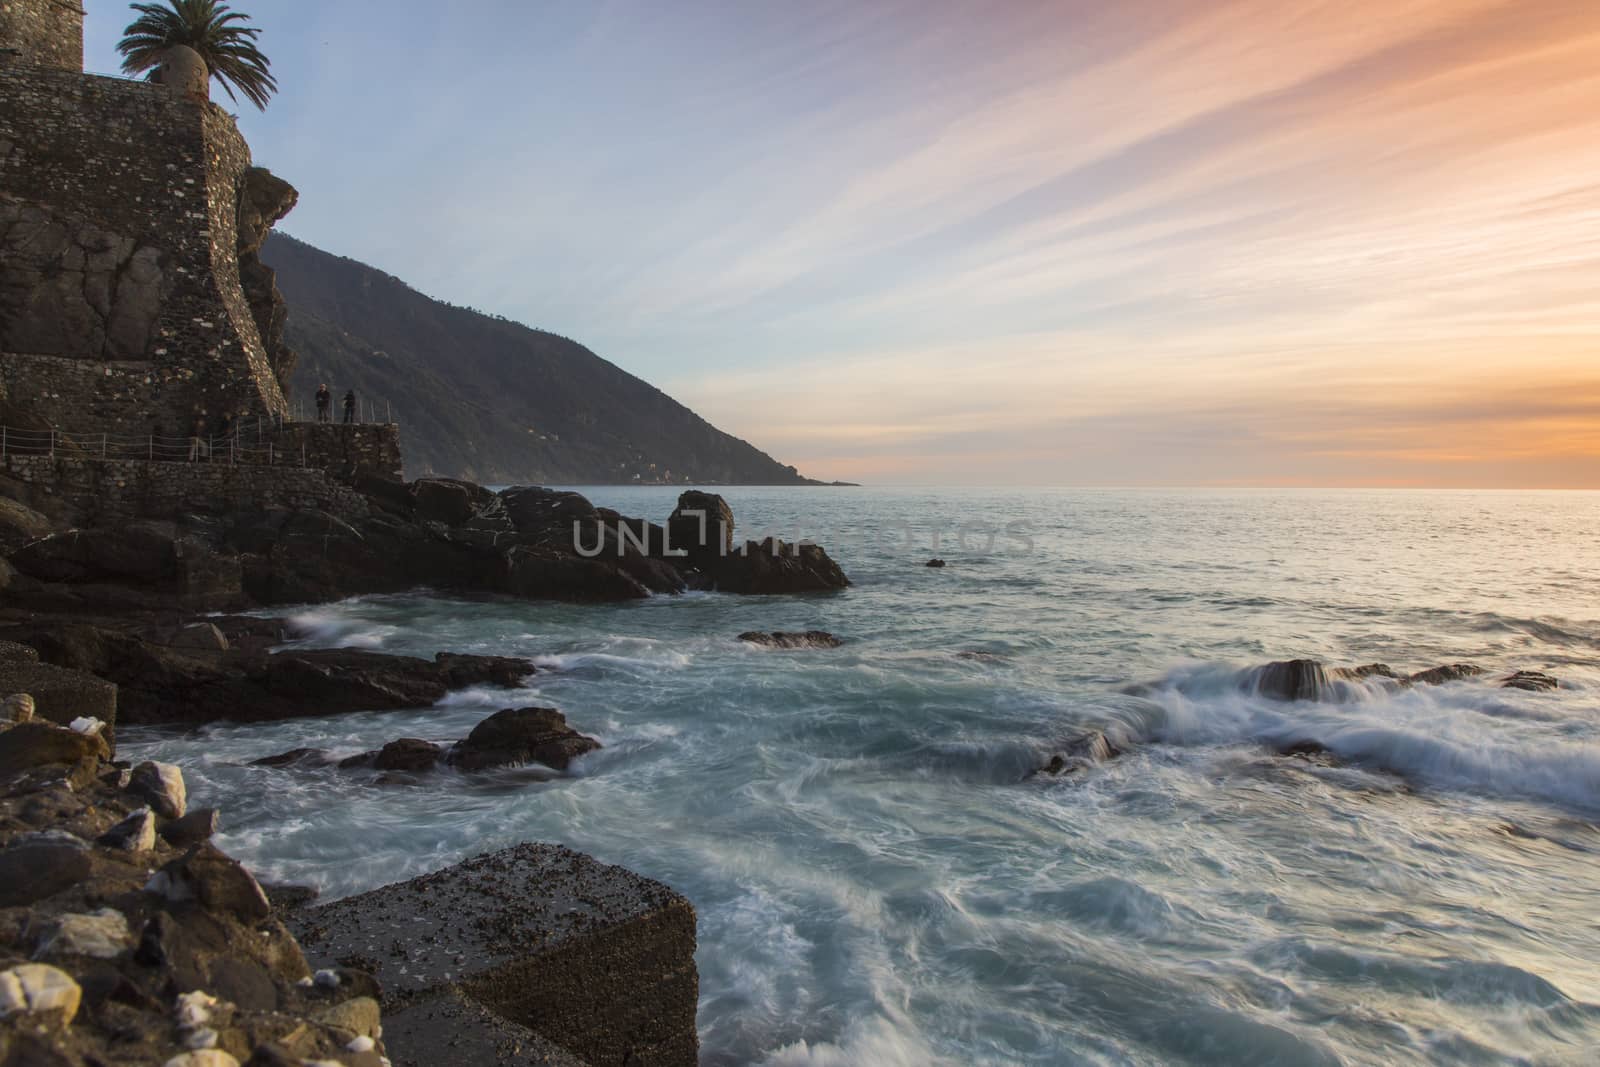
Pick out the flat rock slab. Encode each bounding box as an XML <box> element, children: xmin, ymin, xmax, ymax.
<box><xmin>292</xmin><ymin>843</ymin><xmax>698</xmax><ymax>1067</ymax></box>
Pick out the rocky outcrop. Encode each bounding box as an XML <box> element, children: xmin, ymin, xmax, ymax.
<box><xmin>292</xmin><ymin>843</ymin><xmax>699</xmax><ymax>1066</ymax></box>
<box><xmin>738</xmin><ymin>630</ymin><xmax>843</xmax><ymax>649</ymax></box>
<box><xmin>3</xmin><ymin>620</ymin><xmax>535</xmax><ymax>726</ymax></box>
<box><xmin>4</xmin><ymin>485</ymin><xmax>848</xmax><ymax>610</ymax></box>
<box><xmin>236</xmin><ymin>167</ymin><xmax>299</xmax><ymax>393</ymax></box>
<box><xmin>262</xmin><ymin>708</ymin><xmax>601</xmax><ymax>780</ymax></box>
<box><xmin>0</xmin><ymin>715</ymin><xmax>390</xmax><ymax>1066</ymax></box>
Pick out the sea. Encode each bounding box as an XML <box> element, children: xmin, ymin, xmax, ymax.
<box><xmin>123</xmin><ymin>487</ymin><xmax>1600</xmax><ymax>1065</ymax></box>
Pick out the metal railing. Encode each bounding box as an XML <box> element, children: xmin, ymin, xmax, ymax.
<box><xmin>1</xmin><ymin>414</ymin><xmax>303</xmax><ymax>467</ymax></box>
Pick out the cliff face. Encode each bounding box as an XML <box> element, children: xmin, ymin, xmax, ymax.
<box><xmin>263</xmin><ymin>234</ymin><xmax>817</xmax><ymax>485</ymax></box>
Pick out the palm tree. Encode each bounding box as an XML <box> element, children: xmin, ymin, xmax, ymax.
<box><xmin>117</xmin><ymin>0</ymin><xmax>278</xmax><ymax>111</ymax></box>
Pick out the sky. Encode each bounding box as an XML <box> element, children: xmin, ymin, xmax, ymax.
<box><xmin>85</xmin><ymin>0</ymin><xmax>1600</xmax><ymax>486</ymax></box>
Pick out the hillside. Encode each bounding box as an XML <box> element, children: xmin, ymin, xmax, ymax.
<box><xmin>261</xmin><ymin>233</ymin><xmax>816</xmax><ymax>485</ymax></box>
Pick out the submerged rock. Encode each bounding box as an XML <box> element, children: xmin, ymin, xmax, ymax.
<box><xmin>448</xmin><ymin>707</ymin><xmax>601</xmax><ymax>772</ymax></box>
<box><xmin>250</xmin><ymin>746</ymin><xmax>329</xmax><ymax>768</ymax></box>
<box><xmin>1501</xmin><ymin>670</ymin><xmax>1559</xmax><ymax>692</ymax></box>
<box><xmin>1408</xmin><ymin>663</ymin><xmax>1485</xmax><ymax>686</ymax></box>
<box><xmin>925</xmin><ymin>558</ymin><xmax>946</xmax><ymax>568</ymax></box>
<box><xmin>1032</xmin><ymin>730</ymin><xmax>1122</xmax><ymax>778</ymax></box>
<box><xmin>339</xmin><ymin>737</ymin><xmax>443</xmax><ymax>773</ymax></box>
<box><xmin>738</xmin><ymin>630</ymin><xmax>843</xmax><ymax>649</ymax></box>
<box><xmin>1244</xmin><ymin>659</ymin><xmax>1335</xmax><ymax>702</ymax></box>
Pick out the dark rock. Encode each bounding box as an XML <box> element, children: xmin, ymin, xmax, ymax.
<box><xmin>505</xmin><ymin>546</ymin><xmax>651</xmax><ymax>601</ymax></box>
<box><xmin>1032</xmin><ymin>730</ymin><xmax>1121</xmax><ymax>777</ymax></box>
<box><xmin>0</xmin><ymin>659</ymin><xmax>118</xmax><ymax>737</ymax></box>
<box><xmin>291</xmin><ymin>843</ymin><xmax>698</xmax><ymax>1067</ymax></box>
<box><xmin>705</xmin><ymin>538</ymin><xmax>850</xmax><ymax>594</ymax></box>
<box><xmin>1409</xmin><ymin>663</ymin><xmax>1486</xmax><ymax>686</ymax></box>
<box><xmin>1273</xmin><ymin>738</ymin><xmax>1338</xmax><ymax>761</ymax></box>
<box><xmin>161</xmin><ymin>807</ymin><xmax>220</xmax><ymax>847</ymax></box>
<box><xmin>737</xmin><ymin>631</ymin><xmax>843</xmax><ymax>649</ymax></box>
<box><xmin>9</xmin><ymin>523</ymin><xmax>178</xmax><ymax>584</ymax></box>
<box><xmin>166</xmin><ymin>622</ymin><xmax>230</xmax><ymax>653</ymax></box>
<box><xmin>1245</xmin><ymin>659</ymin><xmax>1332</xmax><ymax>702</ymax></box>
<box><xmin>1501</xmin><ymin>670</ymin><xmax>1559</xmax><ymax>692</ymax></box>
<box><xmin>667</xmin><ymin>491</ymin><xmax>735</xmax><ymax>561</ymax></box>
<box><xmin>499</xmin><ymin>486</ymin><xmax>600</xmax><ymax>535</ymax></box>
<box><xmin>1337</xmin><ymin>663</ymin><xmax>1403</xmax><ymax>682</ymax></box>
<box><xmin>340</xmin><ymin>737</ymin><xmax>443</xmax><ymax>773</ymax></box>
<box><xmin>448</xmin><ymin>708</ymin><xmax>601</xmax><ymax>772</ymax></box>
<box><xmin>372</xmin><ymin>738</ymin><xmax>443</xmax><ymax>772</ymax></box>
<box><xmin>250</xmin><ymin>747</ymin><xmax>329</xmax><ymax>768</ymax></box>
<box><xmin>0</xmin><ymin>495</ymin><xmax>56</xmax><ymax>555</ymax></box>
<box><xmin>262</xmin><ymin>883</ymin><xmax>320</xmax><ymax>913</ymax></box>
<box><xmin>433</xmin><ymin>652</ymin><xmax>535</xmax><ymax>690</ymax></box>
<box><xmin>0</xmin><ymin>720</ymin><xmax>110</xmax><ymax>779</ymax></box>
<box><xmin>380</xmin><ymin>986</ymin><xmax>587</xmax><ymax>1067</ymax></box>
<box><xmin>153</xmin><ymin>845</ymin><xmax>272</xmax><ymax>922</ymax></box>
<box><xmin>925</xmin><ymin>558</ymin><xmax>946</xmax><ymax>568</ymax></box>
<box><xmin>0</xmin><ymin>839</ymin><xmax>92</xmax><ymax>907</ymax></box>
<box><xmin>412</xmin><ymin>479</ymin><xmax>483</xmax><ymax>527</ymax></box>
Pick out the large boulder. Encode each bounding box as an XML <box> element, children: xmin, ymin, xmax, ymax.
<box><xmin>448</xmin><ymin>708</ymin><xmax>601</xmax><ymax>772</ymax></box>
<box><xmin>666</xmin><ymin>491</ymin><xmax>734</xmax><ymax>562</ymax></box>
<box><xmin>291</xmin><ymin>844</ymin><xmax>699</xmax><ymax>1066</ymax></box>
<box><xmin>1244</xmin><ymin>659</ymin><xmax>1333</xmax><ymax>702</ymax></box>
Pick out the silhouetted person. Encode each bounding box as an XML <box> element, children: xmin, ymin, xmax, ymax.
<box><xmin>187</xmin><ymin>416</ymin><xmax>207</xmax><ymax>462</ymax></box>
<box><xmin>343</xmin><ymin>390</ymin><xmax>357</xmax><ymax>424</ymax></box>
<box><xmin>315</xmin><ymin>383</ymin><xmax>331</xmax><ymax>423</ymax></box>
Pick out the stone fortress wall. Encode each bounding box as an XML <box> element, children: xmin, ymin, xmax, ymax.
<box><xmin>0</xmin><ymin>0</ymin><xmax>83</xmax><ymax>73</ymax></box>
<box><xmin>0</xmin><ymin>4</ymin><xmax>295</xmax><ymax>437</ymax></box>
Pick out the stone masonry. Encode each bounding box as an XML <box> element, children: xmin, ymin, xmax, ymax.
<box><xmin>0</xmin><ymin>0</ymin><xmax>82</xmax><ymax>73</ymax></box>
<box><xmin>0</xmin><ymin>5</ymin><xmax>295</xmax><ymax>437</ymax></box>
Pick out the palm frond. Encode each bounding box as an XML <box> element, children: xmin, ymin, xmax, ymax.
<box><xmin>115</xmin><ymin>0</ymin><xmax>277</xmax><ymax>110</ymax></box>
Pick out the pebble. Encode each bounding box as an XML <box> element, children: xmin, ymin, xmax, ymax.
<box><xmin>36</xmin><ymin>908</ymin><xmax>131</xmax><ymax>960</ymax></box>
<box><xmin>0</xmin><ymin>963</ymin><xmax>83</xmax><ymax>1024</ymax></box>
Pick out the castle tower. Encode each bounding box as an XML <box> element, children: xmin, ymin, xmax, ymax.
<box><xmin>0</xmin><ymin>0</ymin><xmax>295</xmax><ymax>434</ymax></box>
<box><xmin>0</xmin><ymin>0</ymin><xmax>84</xmax><ymax>72</ymax></box>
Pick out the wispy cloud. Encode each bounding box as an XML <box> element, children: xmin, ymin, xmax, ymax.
<box><xmin>82</xmin><ymin>0</ymin><xmax>1600</xmax><ymax>485</ymax></box>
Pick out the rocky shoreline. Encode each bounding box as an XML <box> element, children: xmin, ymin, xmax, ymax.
<box><xmin>0</xmin><ymin>480</ymin><xmax>849</xmax><ymax>1064</ymax></box>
